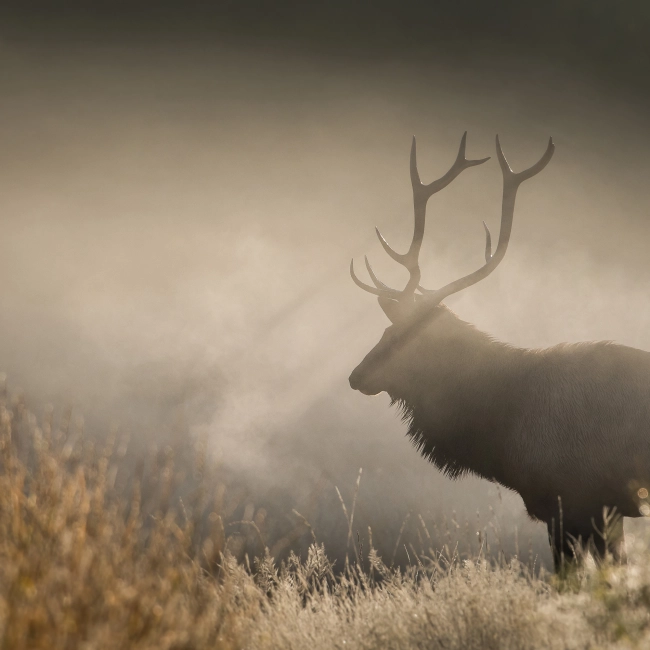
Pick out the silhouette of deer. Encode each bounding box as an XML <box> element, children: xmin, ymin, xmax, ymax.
<box><xmin>349</xmin><ymin>133</ymin><xmax>650</xmax><ymax>568</ymax></box>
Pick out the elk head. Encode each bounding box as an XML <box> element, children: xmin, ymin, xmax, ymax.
<box><xmin>349</xmin><ymin>133</ymin><xmax>555</xmax><ymax>397</ymax></box>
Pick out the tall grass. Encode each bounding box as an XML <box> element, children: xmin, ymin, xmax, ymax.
<box><xmin>1</xmin><ymin>387</ymin><xmax>650</xmax><ymax>648</ymax></box>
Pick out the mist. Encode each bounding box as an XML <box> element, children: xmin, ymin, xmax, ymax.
<box><xmin>1</xmin><ymin>10</ymin><xmax>650</xmax><ymax>567</ymax></box>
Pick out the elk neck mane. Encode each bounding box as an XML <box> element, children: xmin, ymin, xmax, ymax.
<box><xmin>387</xmin><ymin>307</ymin><xmax>528</xmax><ymax>483</ymax></box>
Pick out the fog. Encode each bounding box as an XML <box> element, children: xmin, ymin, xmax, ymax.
<box><xmin>1</xmin><ymin>34</ymin><xmax>650</xmax><ymax>567</ymax></box>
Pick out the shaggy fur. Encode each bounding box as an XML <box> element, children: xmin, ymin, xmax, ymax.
<box><xmin>349</xmin><ymin>302</ymin><xmax>650</xmax><ymax>566</ymax></box>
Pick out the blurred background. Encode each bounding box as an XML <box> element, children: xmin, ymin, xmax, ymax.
<box><xmin>0</xmin><ymin>1</ymin><xmax>649</xmax><ymax>569</ymax></box>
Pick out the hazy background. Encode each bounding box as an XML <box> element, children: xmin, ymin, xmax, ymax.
<box><xmin>1</xmin><ymin>1</ymin><xmax>649</xmax><ymax>567</ymax></box>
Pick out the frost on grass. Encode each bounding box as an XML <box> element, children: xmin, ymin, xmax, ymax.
<box><xmin>0</xmin><ymin>391</ymin><xmax>649</xmax><ymax>649</ymax></box>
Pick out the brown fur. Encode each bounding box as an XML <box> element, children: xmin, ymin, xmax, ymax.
<box><xmin>349</xmin><ymin>302</ymin><xmax>650</xmax><ymax>566</ymax></box>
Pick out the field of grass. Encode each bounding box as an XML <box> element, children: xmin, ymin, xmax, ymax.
<box><xmin>2</xmin><ymin>386</ymin><xmax>650</xmax><ymax>649</ymax></box>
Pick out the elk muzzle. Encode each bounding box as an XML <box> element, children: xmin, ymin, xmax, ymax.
<box><xmin>348</xmin><ymin>365</ymin><xmax>382</xmax><ymax>396</ymax></box>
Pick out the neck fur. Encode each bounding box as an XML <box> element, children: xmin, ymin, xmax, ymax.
<box><xmin>389</xmin><ymin>310</ymin><xmax>525</xmax><ymax>484</ymax></box>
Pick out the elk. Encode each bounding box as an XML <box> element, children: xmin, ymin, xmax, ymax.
<box><xmin>349</xmin><ymin>133</ymin><xmax>650</xmax><ymax>568</ymax></box>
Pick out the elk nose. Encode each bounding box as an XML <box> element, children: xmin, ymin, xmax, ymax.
<box><xmin>348</xmin><ymin>369</ymin><xmax>361</xmax><ymax>391</ymax></box>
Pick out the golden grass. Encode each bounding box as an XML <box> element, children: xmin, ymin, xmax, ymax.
<box><xmin>2</xmin><ymin>390</ymin><xmax>650</xmax><ymax>649</ymax></box>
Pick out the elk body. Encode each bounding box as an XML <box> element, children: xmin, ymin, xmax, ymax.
<box><xmin>349</xmin><ymin>133</ymin><xmax>650</xmax><ymax>568</ymax></box>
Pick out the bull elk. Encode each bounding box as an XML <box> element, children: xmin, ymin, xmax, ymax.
<box><xmin>349</xmin><ymin>133</ymin><xmax>650</xmax><ymax>568</ymax></box>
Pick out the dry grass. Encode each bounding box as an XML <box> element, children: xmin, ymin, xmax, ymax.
<box><xmin>1</xmin><ymin>390</ymin><xmax>650</xmax><ymax>649</ymax></box>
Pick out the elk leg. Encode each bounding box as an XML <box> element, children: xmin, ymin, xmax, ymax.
<box><xmin>547</xmin><ymin>510</ymin><xmax>625</xmax><ymax>570</ymax></box>
<box><xmin>547</xmin><ymin>519</ymin><xmax>588</xmax><ymax>570</ymax></box>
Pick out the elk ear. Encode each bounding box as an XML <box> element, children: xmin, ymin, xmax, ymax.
<box><xmin>378</xmin><ymin>297</ymin><xmax>410</xmax><ymax>324</ymax></box>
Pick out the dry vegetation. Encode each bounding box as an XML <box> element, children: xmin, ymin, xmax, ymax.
<box><xmin>2</xmin><ymin>386</ymin><xmax>650</xmax><ymax>649</ymax></box>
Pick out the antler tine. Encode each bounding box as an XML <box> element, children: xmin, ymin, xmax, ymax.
<box><xmin>414</xmin><ymin>132</ymin><xmax>492</xmax><ymax>200</ymax></box>
<box><xmin>496</xmin><ymin>134</ymin><xmax>555</xmax><ymax>183</ymax></box>
<box><xmin>418</xmin><ymin>135</ymin><xmax>555</xmax><ymax>302</ymax></box>
<box><xmin>364</xmin><ymin>256</ymin><xmax>393</xmax><ymax>291</ymax></box>
<box><xmin>482</xmin><ymin>221</ymin><xmax>492</xmax><ymax>263</ymax></box>
<box><xmin>350</xmin><ymin>259</ymin><xmax>402</xmax><ymax>299</ymax></box>
<box><xmin>373</xmin><ymin>133</ymin><xmax>490</xmax><ymax>300</ymax></box>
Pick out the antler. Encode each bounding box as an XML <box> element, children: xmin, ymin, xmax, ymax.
<box><xmin>350</xmin><ymin>133</ymin><xmax>554</xmax><ymax>305</ymax></box>
<box><xmin>350</xmin><ymin>132</ymin><xmax>490</xmax><ymax>301</ymax></box>
<box><xmin>416</xmin><ymin>135</ymin><xmax>554</xmax><ymax>303</ymax></box>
